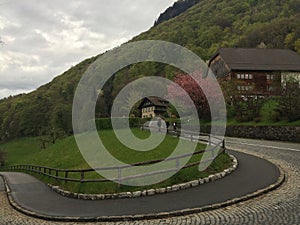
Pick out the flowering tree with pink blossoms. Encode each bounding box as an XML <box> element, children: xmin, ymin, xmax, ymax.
<box><xmin>167</xmin><ymin>72</ymin><xmax>223</xmax><ymax>120</ymax></box>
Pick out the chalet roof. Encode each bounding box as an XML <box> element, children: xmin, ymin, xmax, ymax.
<box><xmin>139</xmin><ymin>96</ymin><xmax>169</xmax><ymax>108</ymax></box>
<box><xmin>210</xmin><ymin>48</ymin><xmax>300</xmax><ymax>71</ymax></box>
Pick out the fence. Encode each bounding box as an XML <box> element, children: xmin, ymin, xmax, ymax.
<box><xmin>1</xmin><ymin>128</ymin><xmax>225</xmax><ymax>184</ymax></box>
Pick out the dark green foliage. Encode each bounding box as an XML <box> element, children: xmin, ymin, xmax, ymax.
<box><xmin>154</xmin><ymin>0</ymin><xmax>201</xmax><ymax>26</ymax></box>
<box><xmin>231</xmin><ymin>96</ymin><xmax>265</xmax><ymax>122</ymax></box>
<box><xmin>221</xmin><ymin>80</ymin><xmax>300</xmax><ymax>124</ymax></box>
<box><xmin>278</xmin><ymin>83</ymin><xmax>300</xmax><ymax>121</ymax></box>
<box><xmin>260</xmin><ymin>99</ymin><xmax>281</xmax><ymax>122</ymax></box>
<box><xmin>95</xmin><ymin>117</ymin><xmax>149</xmax><ymax>130</ymax></box>
<box><xmin>0</xmin><ymin>148</ymin><xmax>6</xmax><ymax>166</ymax></box>
<box><xmin>134</xmin><ymin>0</ymin><xmax>300</xmax><ymax>59</ymax></box>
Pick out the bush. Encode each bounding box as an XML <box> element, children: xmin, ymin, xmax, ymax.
<box><xmin>0</xmin><ymin>149</ymin><xmax>7</xmax><ymax>167</ymax></box>
<box><xmin>260</xmin><ymin>99</ymin><xmax>280</xmax><ymax>122</ymax></box>
<box><xmin>95</xmin><ymin>117</ymin><xmax>150</xmax><ymax>130</ymax></box>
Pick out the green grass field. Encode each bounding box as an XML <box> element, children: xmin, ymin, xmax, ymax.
<box><xmin>0</xmin><ymin>129</ymin><xmax>232</xmax><ymax>194</ymax></box>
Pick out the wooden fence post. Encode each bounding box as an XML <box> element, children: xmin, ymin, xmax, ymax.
<box><xmin>80</xmin><ymin>171</ymin><xmax>85</xmax><ymax>182</ymax></box>
<box><xmin>65</xmin><ymin>171</ymin><xmax>68</xmax><ymax>183</ymax></box>
<box><xmin>176</xmin><ymin>159</ymin><xmax>180</xmax><ymax>170</ymax></box>
<box><xmin>117</xmin><ymin>168</ymin><xmax>122</xmax><ymax>189</ymax></box>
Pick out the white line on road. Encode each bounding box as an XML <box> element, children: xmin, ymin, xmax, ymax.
<box><xmin>227</xmin><ymin>140</ymin><xmax>300</xmax><ymax>152</ymax></box>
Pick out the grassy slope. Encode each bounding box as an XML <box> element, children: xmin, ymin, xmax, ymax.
<box><xmin>1</xmin><ymin>129</ymin><xmax>231</xmax><ymax>194</ymax></box>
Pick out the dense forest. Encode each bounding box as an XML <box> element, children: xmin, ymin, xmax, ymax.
<box><xmin>1</xmin><ymin>0</ymin><xmax>300</xmax><ymax>141</ymax></box>
<box><xmin>137</xmin><ymin>0</ymin><xmax>300</xmax><ymax>60</ymax></box>
<box><xmin>154</xmin><ymin>0</ymin><xmax>201</xmax><ymax>26</ymax></box>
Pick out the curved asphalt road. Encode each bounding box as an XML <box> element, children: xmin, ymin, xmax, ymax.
<box><xmin>0</xmin><ymin>150</ymin><xmax>280</xmax><ymax>219</ymax></box>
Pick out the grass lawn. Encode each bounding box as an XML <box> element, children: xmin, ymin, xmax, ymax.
<box><xmin>0</xmin><ymin>129</ymin><xmax>232</xmax><ymax>194</ymax></box>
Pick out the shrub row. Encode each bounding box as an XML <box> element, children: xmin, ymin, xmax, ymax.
<box><xmin>95</xmin><ymin>117</ymin><xmax>150</xmax><ymax>130</ymax></box>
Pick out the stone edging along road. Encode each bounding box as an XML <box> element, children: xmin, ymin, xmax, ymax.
<box><xmin>0</xmin><ymin>150</ymin><xmax>286</xmax><ymax>222</ymax></box>
<box><xmin>48</xmin><ymin>155</ymin><xmax>238</xmax><ymax>201</ymax></box>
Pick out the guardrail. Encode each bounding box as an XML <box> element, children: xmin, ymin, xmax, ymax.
<box><xmin>1</xmin><ymin>128</ymin><xmax>225</xmax><ymax>184</ymax></box>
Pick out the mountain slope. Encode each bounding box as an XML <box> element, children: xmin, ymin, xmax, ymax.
<box><xmin>135</xmin><ymin>0</ymin><xmax>300</xmax><ymax>60</ymax></box>
<box><xmin>154</xmin><ymin>0</ymin><xmax>201</xmax><ymax>26</ymax></box>
<box><xmin>1</xmin><ymin>0</ymin><xmax>300</xmax><ymax>141</ymax></box>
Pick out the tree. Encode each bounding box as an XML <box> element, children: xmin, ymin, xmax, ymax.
<box><xmin>167</xmin><ymin>72</ymin><xmax>223</xmax><ymax>120</ymax></box>
<box><xmin>220</xmin><ymin>81</ymin><xmax>265</xmax><ymax>122</ymax></box>
<box><xmin>295</xmin><ymin>39</ymin><xmax>300</xmax><ymax>54</ymax></box>
<box><xmin>278</xmin><ymin>78</ymin><xmax>300</xmax><ymax>121</ymax></box>
<box><xmin>38</xmin><ymin>129</ymin><xmax>65</xmax><ymax>149</ymax></box>
<box><xmin>51</xmin><ymin>104</ymin><xmax>72</xmax><ymax>135</ymax></box>
<box><xmin>0</xmin><ymin>149</ymin><xmax>7</xmax><ymax>167</ymax></box>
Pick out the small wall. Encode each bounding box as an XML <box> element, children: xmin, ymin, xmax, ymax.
<box><xmin>225</xmin><ymin>126</ymin><xmax>300</xmax><ymax>143</ymax></box>
<box><xmin>200</xmin><ymin>125</ymin><xmax>300</xmax><ymax>143</ymax></box>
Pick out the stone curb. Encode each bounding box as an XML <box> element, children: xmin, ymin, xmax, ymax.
<box><xmin>0</xmin><ymin>152</ymin><xmax>285</xmax><ymax>222</ymax></box>
<box><xmin>47</xmin><ymin>154</ymin><xmax>238</xmax><ymax>200</ymax></box>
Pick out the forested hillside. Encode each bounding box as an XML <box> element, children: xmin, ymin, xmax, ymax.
<box><xmin>154</xmin><ymin>0</ymin><xmax>201</xmax><ymax>26</ymax></box>
<box><xmin>1</xmin><ymin>0</ymin><xmax>300</xmax><ymax>141</ymax></box>
<box><xmin>136</xmin><ymin>0</ymin><xmax>300</xmax><ymax>60</ymax></box>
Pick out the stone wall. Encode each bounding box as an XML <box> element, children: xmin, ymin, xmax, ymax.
<box><xmin>226</xmin><ymin>126</ymin><xmax>300</xmax><ymax>142</ymax></box>
<box><xmin>200</xmin><ymin>126</ymin><xmax>300</xmax><ymax>143</ymax></box>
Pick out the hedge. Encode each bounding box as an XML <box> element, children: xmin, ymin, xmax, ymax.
<box><xmin>95</xmin><ymin>117</ymin><xmax>150</xmax><ymax>130</ymax></box>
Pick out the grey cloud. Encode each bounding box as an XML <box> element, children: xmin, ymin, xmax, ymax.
<box><xmin>0</xmin><ymin>0</ymin><xmax>176</xmax><ymax>99</ymax></box>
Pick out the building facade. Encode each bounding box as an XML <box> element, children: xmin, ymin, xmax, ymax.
<box><xmin>139</xmin><ymin>96</ymin><xmax>169</xmax><ymax>118</ymax></box>
<box><xmin>209</xmin><ymin>48</ymin><xmax>300</xmax><ymax>96</ymax></box>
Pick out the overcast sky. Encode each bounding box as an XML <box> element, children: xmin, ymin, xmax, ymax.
<box><xmin>0</xmin><ymin>0</ymin><xmax>176</xmax><ymax>99</ymax></box>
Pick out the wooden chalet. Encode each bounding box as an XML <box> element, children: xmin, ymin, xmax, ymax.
<box><xmin>139</xmin><ymin>96</ymin><xmax>169</xmax><ymax>118</ymax></box>
<box><xmin>208</xmin><ymin>48</ymin><xmax>300</xmax><ymax>96</ymax></box>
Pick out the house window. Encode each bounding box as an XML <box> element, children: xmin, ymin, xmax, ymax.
<box><xmin>267</xmin><ymin>74</ymin><xmax>274</xmax><ymax>80</ymax></box>
<box><xmin>268</xmin><ymin>85</ymin><xmax>274</xmax><ymax>91</ymax></box>
<box><xmin>245</xmin><ymin>86</ymin><xmax>252</xmax><ymax>91</ymax></box>
<box><xmin>237</xmin><ymin>85</ymin><xmax>253</xmax><ymax>91</ymax></box>
<box><xmin>237</xmin><ymin>73</ymin><xmax>253</xmax><ymax>79</ymax></box>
